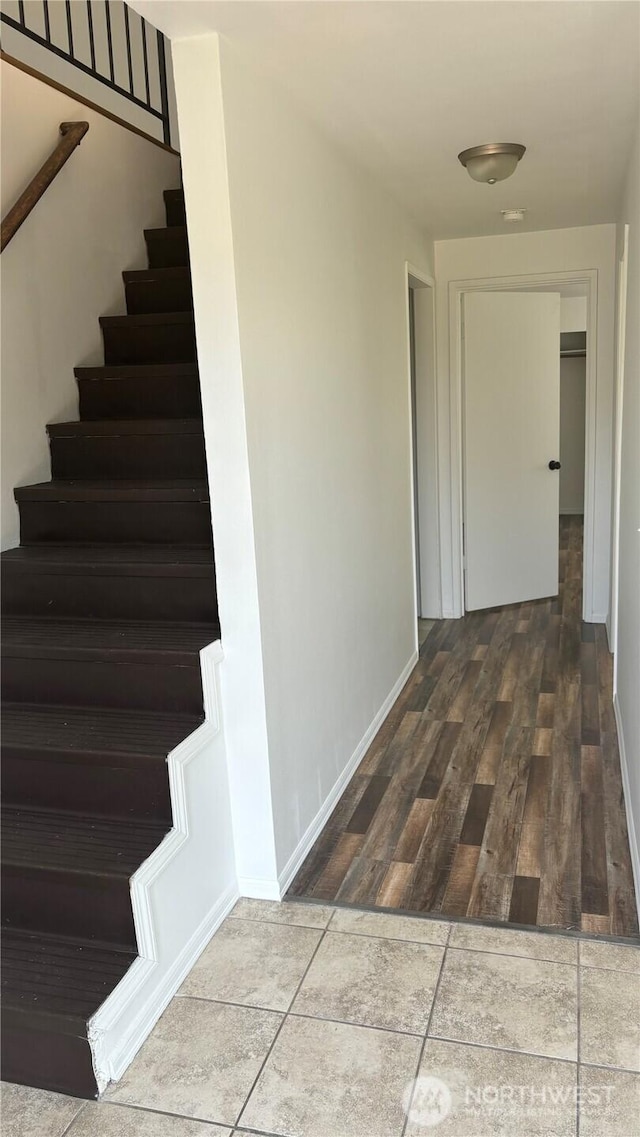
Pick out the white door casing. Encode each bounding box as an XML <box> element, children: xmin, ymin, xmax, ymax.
<box><xmin>462</xmin><ymin>290</ymin><xmax>561</xmax><ymax>611</ymax></box>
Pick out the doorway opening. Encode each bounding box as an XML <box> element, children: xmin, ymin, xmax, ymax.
<box><xmin>447</xmin><ymin>271</ymin><xmax>601</xmax><ymax>623</ymax></box>
<box><xmin>460</xmin><ymin>286</ymin><xmax>589</xmax><ymax>618</ymax></box>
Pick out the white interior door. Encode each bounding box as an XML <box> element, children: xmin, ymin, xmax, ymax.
<box><xmin>463</xmin><ymin>290</ymin><xmax>561</xmax><ymax>611</ymax></box>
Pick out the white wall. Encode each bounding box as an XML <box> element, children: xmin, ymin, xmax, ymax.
<box><xmin>614</xmin><ymin>119</ymin><xmax>640</xmax><ymax>899</ymax></box>
<box><xmin>434</xmin><ymin>224</ymin><xmax>617</xmax><ymax>621</ymax></box>
<box><xmin>0</xmin><ymin>59</ymin><xmax>180</xmax><ymax>549</ymax></box>
<box><xmin>559</xmin><ymin>356</ymin><xmax>586</xmax><ymax>514</ymax></box>
<box><xmin>172</xmin><ymin>33</ymin><xmax>433</xmax><ymax>888</ymax></box>
<box><xmin>561</xmin><ymin>295</ymin><xmax>588</xmax><ymax>332</ymax></box>
<box><xmin>170</xmin><ymin>34</ymin><xmax>279</xmax><ymax>897</ymax></box>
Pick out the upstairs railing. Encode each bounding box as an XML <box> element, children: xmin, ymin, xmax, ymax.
<box><xmin>1</xmin><ymin>120</ymin><xmax>89</xmax><ymax>251</ymax></box>
<box><xmin>1</xmin><ymin>1</ymin><xmax>171</xmax><ymax>144</ymax></box>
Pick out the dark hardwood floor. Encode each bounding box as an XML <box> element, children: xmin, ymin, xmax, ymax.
<box><xmin>289</xmin><ymin>516</ymin><xmax>639</xmax><ymax>939</ymax></box>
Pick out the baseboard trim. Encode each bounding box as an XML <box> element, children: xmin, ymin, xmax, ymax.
<box><xmin>89</xmin><ymin>881</ymin><xmax>238</xmax><ymax>1089</ymax></box>
<box><xmin>236</xmin><ymin>876</ymin><xmax>282</xmax><ymax>901</ymax></box>
<box><xmin>613</xmin><ymin>693</ymin><xmax>640</xmax><ymax>912</ymax></box>
<box><xmin>277</xmin><ymin>650</ymin><xmax>420</xmax><ymax>897</ymax></box>
<box><xmin>89</xmin><ymin>640</ymin><xmax>239</xmax><ymax>1091</ymax></box>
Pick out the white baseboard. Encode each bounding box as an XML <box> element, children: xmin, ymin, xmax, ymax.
<box><xmin>90</xmin><ymin>881</ymin><xmax>238</xmax><ymax>1089</ymax></box>
<box><xmin>237</xmin><ymin>876</ymin><xmax>282</xmax><ymax>901</ymax></box>
<box><xmin>277</xmin><ymin>650</ymin><xmax>419</xmax><ymax>896</ymax></box>
<box><xmin>89</xmin><ymin>640</ymin><xmax>240</xmax><ymax>1091</ymax></box>
<box><xmin>613</xmin><ymin>693</ymin><xmax>640</xmax><ymax>912</ymax></box>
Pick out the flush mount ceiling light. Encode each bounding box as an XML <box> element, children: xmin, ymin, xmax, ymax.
<box><xmin>458</xmin><ymin>143</ymin><xmax>526</xmax><ymax>184</ymax></box>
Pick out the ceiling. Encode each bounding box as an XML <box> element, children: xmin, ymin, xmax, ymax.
<box><xmin>133</xmin><ymin>1</ymin><xmax>640</xmax><ymax>239</ymax></box>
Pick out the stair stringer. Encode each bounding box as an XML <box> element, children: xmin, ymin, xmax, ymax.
<box><xmin>88</xmin><ymin>640</ymin><xmax>239</xmax><ymax>1091</ymax></box>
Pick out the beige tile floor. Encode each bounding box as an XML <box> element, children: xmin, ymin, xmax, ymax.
<box><xmin>3</xmin><ymin>899</ymin><xmax>639</xmax><ymax>1137</ymax></box>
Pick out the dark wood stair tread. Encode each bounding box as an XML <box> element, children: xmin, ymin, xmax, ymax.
<box><xmin>99</xmin><ymin>311</ymin><xmax>194</xmax><ymax>329</ymax></box>
<box><xmin>1</xmin><ymin>807</ymin><xmax>168</xmax><ymax>877</ymax></box>
<box><xmin>2</xmin><ymin>615</ymin><xmax>218</xmax><ymax>662</ymax></box>
<box><xmin>15</xmin><ymin>479</ymin><xmax>209</xmax><ymax>503</ymax></box>
<box><xmin>1</xmin><ymin>543</ymin><xmax>212</xmax><ymax>573</ymax></box>
<box><xmin>1</xmin><ymin>544</ymin><xmax>213</xmax><ymax>576</ymax></box>
<box><xmin>74</xmin><ymin>362</ymin><xmax>198</xmax><ymax>381</ymax></box>
<box><xmin>144</xmin><ymin>225</ymin><xmax>187</xmax><ymax>241</ymax></box>
<box><xmin>2</xmin><ymin>929</ymin><xmax>136</xmax><ymax>1020</ymax></box>
<box><xmin>122</xmin><ymin>266</ymin><xmax>190</xmax><ymax>284</ymax></box>
<box><xmin>47</xmin><ymin>418</ymin><xmax>202</xmax><ymax>438</ymax></box>
<box><xmin>2</xmin><ymin>702</ymin><xmax>202</xmax><ymax>760</ymax></box>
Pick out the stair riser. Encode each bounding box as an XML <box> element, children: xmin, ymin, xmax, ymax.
<box><xmin>2</xmin><ymin>867</ymin><xmax>136</xmax><ymax>949</ymax></box>
<box><xmin>102</xmin><ymin>321</ymin><xmax>196</xmax><ymax>366</ymax></box>
<box><xmin>2</xmin><ymin>568</ymin><xmax>218</xmax><ymax>622</ymax></box>
<box><xmin>125</xmin><ymin>276</ymin><xmax>192</xmax><ymax>314</ymax></box>
<box><xmin>1</xmin><ymin>1018</ymin><xmax>97</xmax><ymax>1098</ymax></box>
<box><xmin>165</xmin><ymin>196</ymin><xmax>186</xmax><ymax>227</ymax></box>
<box><xmin>2</xmin><ymin>658</ymin><xmax>204</xmax><ymax>714</ymax></box>
<box><xmin>146</xmin><ymin>231</ymin><xmax>188</xmax><ymax>268</ymax></box>
<box><xmin>3</xmin><ymin>755</ymin><xmax>171</xmax><ymax>822</ymax></box>
<box><xmin>19</xmin><ymin>501</ymin><xmax>212</xmax><ymax>544</ymax></box>
<box><xmin>50</xmin><ymin>433</ymin><xmax>206</xmax><ymax>480</ymax></box>
<box><xmin>78</xmin><ymin>377</ymin><xmax>201</xmax><ymax>420</ymax></box>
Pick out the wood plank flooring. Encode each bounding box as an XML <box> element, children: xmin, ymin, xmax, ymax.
<box><xmin>289</xmin><ymin>516</ymin><xmax>639</xmax><ymax>938</ymax></box>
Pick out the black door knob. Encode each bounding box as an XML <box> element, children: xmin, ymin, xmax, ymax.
<box><xmin>548</xmin><ymin>460</ymin><xmax>561</xmax><ymax>470</ymax></box>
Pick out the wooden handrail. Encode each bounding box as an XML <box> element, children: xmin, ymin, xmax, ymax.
<box><xmin>1</xmin><ymin>121</ymin><xmax>89</xmax><ymax>252</ymax></box>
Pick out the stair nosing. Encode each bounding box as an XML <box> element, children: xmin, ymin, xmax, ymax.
<box><xmin>74</xmin><ymin>363</ymin><xmax>198</xmax><ymax>379</ymax></box>
<box><xmin>99</xmin><ymin>311</ymin><xmax>194</xmax><ymax>328</ymax></box>
<box><xmin>144</xmin><ymin>225</ymin><xmax>187</xmax><ymax>239</ymax></box>
<box><xmin>47</xmin><ymin>418</ymin><xmax>203</xmax><ymax>437</ymax></box>
<box><xmin>1</xmin><ymin>615</ymin><xmax>218</xmax><ymax>664</ymax></box>
<box><xmin>123</xmin><ymin>266</ymin><xmax>190</xmax><ymax>283</ymax></box>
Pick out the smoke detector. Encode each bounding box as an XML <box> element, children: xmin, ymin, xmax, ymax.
<box><xmin>501</xmin><ymin>208</ymin><xmax>527</xmax><ymax>223</ymax></box>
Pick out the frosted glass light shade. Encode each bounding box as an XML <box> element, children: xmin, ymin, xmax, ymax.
<box><xmin>458</xmin><ymin>143</ymin><xmax>526</xmax><ymax>185</ymax></box>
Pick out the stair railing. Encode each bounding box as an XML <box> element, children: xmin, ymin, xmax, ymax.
<box><xmin>1</xmin><ymin>121</ymin><xmax>89</xmax><ymax>253</ymax></box>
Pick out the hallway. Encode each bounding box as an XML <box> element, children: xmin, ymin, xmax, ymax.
<box><xmin>290</xmin><ymin>517</ymin><xmax>639</xmax><ymax>939</ymax></box>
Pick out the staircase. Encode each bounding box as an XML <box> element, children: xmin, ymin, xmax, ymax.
<box><xmin>1</xmin><ymin>187</ymin><xmax>219</xmax><ymax>1098</ymax></box>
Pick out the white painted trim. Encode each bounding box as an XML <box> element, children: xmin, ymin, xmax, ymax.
<box><xmin>90</xmin><ymin>881</ymin><xmax>238</xmax><ymax>1090</ymax></box>
<box><xmin>89</xmin><ymin>639</ymin><xmax>239</xmax><ymax>1090</ymax></box>
<box><xmin>406</xmin><ymin>261</ymin><xmax>441</xmax><ymax>621</ymax></box>
<box><xmin>610</xmin><ymin>228</ymin><xmax>629</xmax><ymax>685</ymax></box>
<box><xmin>277</xmin><ymin>650</ymin><xmax>419</xmax><ymax>896</ymax></box>
<box><xmin>447</xmin><ymin>270</ymin><xmax>599</xmax><ymax>621</ymax></box>
<box><xmin>236</xmin><ymin>876</ymin><xmax>282</xmax><ymax>901</ymax></box>
<box><xmin>613</xmin><ymin>693</ymin><xmax>640</xmax><ymax>911</ymax></box>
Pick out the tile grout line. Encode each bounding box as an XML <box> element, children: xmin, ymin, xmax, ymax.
<box><xmin>227</xmin><ymin>906</ymin><xmax>638</xmax><ymax>966</ymax></box>
<box><xmin>176</xmin><ymin>993</ymin><xmax>424</xmax><ymax>1040</ymax></box>
<box><xmin>88</xmin><ymin>1096</ymin><xmax>238</xmax><ymax>1129</ymax></box>
<box><xmin>233</xmin><ymin>921</ymin><xmax>330</xmax><ymax>1131</ymax></box>
<box><xmin>58</xmin><ymin>1099</ymin><xmax>89</xmax><ymax>1137</ymax></box>
<box><xmin>425</xmin><ymin>1033</ymin><xmax>580</xmax><ymax>1067</ymax></box>
<box><xmin>445</xmin><ymin>942</ymin><xmax>578</xmax><ymax>967</ymax></box>
<box><xmin>400</xmin><ymin>942</ymin><xmax>449</xmax><ymax>1137</ymax></box>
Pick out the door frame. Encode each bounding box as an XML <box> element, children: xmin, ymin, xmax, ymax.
<box><xmin>610</xmin><ymin>226</ymin><xmax>629</xmax><ymax>687</ymax></box>
<box><xmin>447</xmin><ymin>269</ymin><xmax>598</xmax><ymax>621</ymax></box>
<box><xmin>405</xmin><ymin>263</ymin><xmax>440</xmax><ymax>623</ymax></box>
